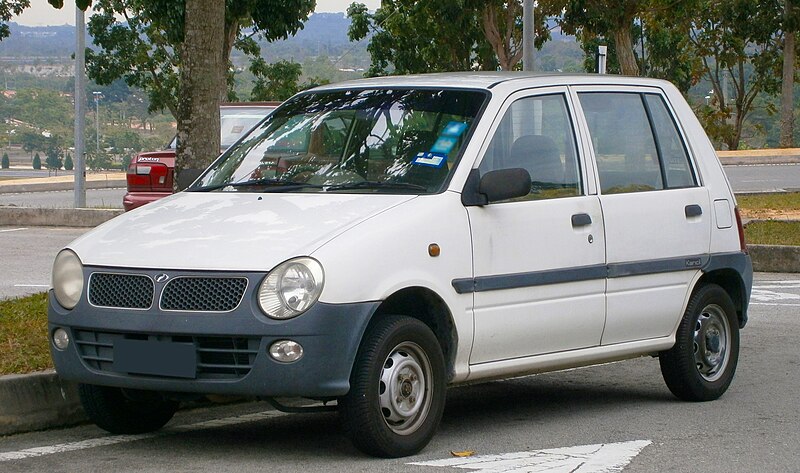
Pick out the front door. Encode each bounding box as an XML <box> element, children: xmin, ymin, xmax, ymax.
<box><xmin>467</xmin><ymin>89</ymin><xmax>606</xmax><ymax>364</ymax></box>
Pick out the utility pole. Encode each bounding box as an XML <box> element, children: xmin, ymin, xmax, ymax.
<box><xmin>522</xmin><ymin>0</ymin><xmax>534</xmax><ymax>71</ymax></box>
<box><xmin>93</xmin><ymin>91</ymin><xmax>101</xmax><ymax>160</ymax></box>
<box><xmin>73</xmin><ymin>7</ymin><xmax>86</xmax><ymax>208</ymax></box>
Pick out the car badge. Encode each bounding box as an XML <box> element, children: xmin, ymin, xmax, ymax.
<box><xmin>155</xmin><ymin>274</ymin><xmax>170</xmax><ymax>283</ymax></box>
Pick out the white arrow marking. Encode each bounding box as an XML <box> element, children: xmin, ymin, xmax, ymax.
<box><xmin>410</xmin><ymin>440</ymin><xmax>651</xmax><ymax>473</ymax></box>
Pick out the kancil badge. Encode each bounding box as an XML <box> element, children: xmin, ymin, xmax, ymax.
<box><xmin>412</xmin><ymin>151</ymin><xmax>447</xmax><ymax>168</ymax></box>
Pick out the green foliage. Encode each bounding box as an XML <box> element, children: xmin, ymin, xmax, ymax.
<box><xmin>64</xmin><ymin>152</ymin><xmax>73</xmax><ymax>171</ymax></box>
<box><xmin>250</xmin><ymin>58</ymin><xmax>302</xmax><ymax>100</ymax></box>
<box><xmin>0</xmin><ymin>0</ymin><xmax>29</xmax><ymax>41</ymax></box>
<box><xmin>0</xmin><ymin>293</ymin><xmax>52</xmax><ymax>375</ymax></box>
<box><xmin>1</xmin><ymin>152</ymin><xmax>9</xmax><ymax>169</ymax></box>
<box><xmin>86</xmin><ymin>0</ymin><xmax>315</xmax><ymax>117</ymax></box>
<box><xmin>45</xmin><ymin>135</ymin><xmax>63</xmax><ymax>170</ymax></box>
<box><xmin>32</xmin><ymin>152</ymin><xmax>41</xmax><ymax>170</ymax></box>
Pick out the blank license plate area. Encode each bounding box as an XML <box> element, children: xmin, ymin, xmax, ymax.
<box><xmin>113</xmin><ymin>338</ymin><xmax>197</xmax><ymax>379</ymax></box>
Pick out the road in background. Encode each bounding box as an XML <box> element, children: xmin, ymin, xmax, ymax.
<box><xmin>0</xmin><ymin>188</ymin><xmax>125</xmax><ymax>209</ymax></box>
<box><xmin>723</xmin><ymin>163</ymin><xmax>800</xmax><ymax>193</ymax></box>
<box><xmin>0</xmin><ymin>226</ymin><xmax>88</xmax><ymax>299</ymax></box>
<box><xmin>0</xmin><ymin>273</ymin><xmax>797</xmax><ymax>472</ymax></box>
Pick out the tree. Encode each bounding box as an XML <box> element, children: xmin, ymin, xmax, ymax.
<box><xmin>45</xmin><ymin>135</ymin><xmax>63</xmax><ymax>171</ymax></box>
<box><xmin>32</xmin><ymin>152</ymin><xmax>41</xmax><ymax>170</ymax></box>
<box><xmin>250</xmin><ymin>59</ymin><xmax>302</xmax><ymax>101</ymax></box>
<box><xmin>1</xmin><ymin>152</ymin><xmax>9</xmax><ymax>169</ymax></box>
<box><xmin>687</xmin><ymin>0</ymin><xmax>783</xmax><ymax>149</ymax></box>
<box><xmin>175</xmin><ymin>0</ymin><xmax>224</xmax><ymax>189</ymax></box>
<box><xmin>83</xmin><ymin>0</ymin><xmax>314</xmax><ymax>186</ymax></box>
<box><xmin>780</xmin><ymin>0</ymin><xmax>800</xmax><ymax>147</ymax></box>
<box><xmin>64</xmin><ymin>152</ymin><xmax>73</xmax><ymax>171</ymax></box>
<box><xmin>0</xmin><ymin>0</ymin><xmax>29</xmax><ymax>41</ymax></box>
<box><xmin>347</xmin><ymin>0</ymin><xmax>551</xmax><ymax>75</ymax></box>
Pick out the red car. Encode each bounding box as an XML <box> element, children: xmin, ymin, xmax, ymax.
<box><xmin>123</xmin><ymin>102</ymin><xmax>279</xmax><ymax>211</ymax></box>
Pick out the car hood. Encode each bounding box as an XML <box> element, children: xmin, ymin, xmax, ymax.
<box><xmin>68</xmin><ymin>192</ymin><xmax>416</xmax><ymax>271</ymax></box>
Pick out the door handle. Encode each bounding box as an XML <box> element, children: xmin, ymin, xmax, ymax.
<box><xmin>685</xmin><ymin>204</ymin><xmax>703</xmax><ymax>218</ymax></box>
<box><xmin>571</xmin><ymin>213</ymin><xmax>592</xmax><ymax>227</ymax></box>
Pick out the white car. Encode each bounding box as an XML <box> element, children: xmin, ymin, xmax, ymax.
<box><xmin>49</xmin><ymin>73</ymin><xmax>752</xmax><ymax>458</ymax></box>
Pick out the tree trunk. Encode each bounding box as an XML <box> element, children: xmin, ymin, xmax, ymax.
<box><xmin>612</xmin><ymin>25</ymin><xmax>639</xmax><ymax>76</ymax></box>
<box><xmin>780</xmin><ymin>1</ymin><xmax>796</xmax><ymax>148</ymax></box>
<box><xmin>175</xmin><ymin>0</ymin><xmax>225</xmax><ymax>191</ymax></box>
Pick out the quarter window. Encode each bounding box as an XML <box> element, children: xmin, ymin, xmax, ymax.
<box><xmin>644</xmin><ymin>94</ymin><xmax>696</xmax><ymax>188</ymax></box>
<box><xmin>479</xmin><ymin>94</ymin><xmax>581</xmax><ymax>201</ymax></box>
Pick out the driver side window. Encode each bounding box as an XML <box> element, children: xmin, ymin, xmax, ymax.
<box><xmin>479</xmin><ymin>94</ymin><xmax>581</xmax><ymax>201</ymax></box>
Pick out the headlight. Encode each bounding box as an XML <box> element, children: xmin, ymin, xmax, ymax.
<box><xmin>52</xmin><ymin>249</ymin><xmax>84</xmax><ymax>310</ymax></box>
<box><xmin>258</xmin><ymin>257</ymin><xmax>324</xmax><ymax>319</ymax></box>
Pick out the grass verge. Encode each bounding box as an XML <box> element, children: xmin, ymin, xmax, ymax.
<box><xmin>744</xmin><ymin>220</ymin><xmax>800</xmax><ymax>246</ymax></box>
<box><xmin>0</xmin><ymin>292</ymin><xmax>52</xmax><ymax>375</ymax></box>
<box><xmin>737</xmin><ymin>192</ymin><xmax>800</xmax><ymax>212</ymax></box>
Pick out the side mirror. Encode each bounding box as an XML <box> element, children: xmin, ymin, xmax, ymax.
<box><xmin>479</xmin><ymin>168</ymin><xmax>531</xmax><ymax>203</ymax></box>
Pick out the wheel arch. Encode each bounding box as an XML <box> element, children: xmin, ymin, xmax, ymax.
<box><xmin>367</xmin><ymin>286</ymin><xmax>458</xmax><ymax>382</ymax></box>
<box><xmin>695</xmin><ymin>268</ymin><xmax>748</xmax><ymax>328</ymax></box>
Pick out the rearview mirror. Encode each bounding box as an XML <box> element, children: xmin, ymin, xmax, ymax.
<box><xmin>479</xmin><ymin>168</ymin><xmax>531</xmax><ymax>203</ymax></box>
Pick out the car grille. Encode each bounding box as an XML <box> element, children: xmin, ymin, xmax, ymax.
<box><xmin>161</xmin><ymin>277</ymin><xmax>248</xmax><ymax>312</ymax></box>
<box><xmin>73</xmin><ymin>330</ymin><xmax>259</xmax><ymax>379</ymax></box>
<box><xmin>88</xmin><ymin>273</ymin><xmax>154</xmax><ymax>309</ymax></box>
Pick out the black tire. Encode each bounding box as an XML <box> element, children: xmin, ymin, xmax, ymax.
<box><xmin>659</xmin><ymin>283</ymin><xmax>740</xmax><ymax>401</ymax></box>
<box><xmin>78</xmin><ymin>384</ymin><xmax>178</xmax><ymax>434</ymax></box>
<box><xmin>339</xmin><ymin>315</ymin><xmax>446</xmax><ymax>458</ymax></box>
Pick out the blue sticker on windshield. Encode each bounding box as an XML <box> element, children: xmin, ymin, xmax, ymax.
<box><xmin>431</xmin><ymin>136</ymin><xmax>458</xmax><ymax>154</ymax></box>
<box><xmin>442</xmin><ymin>121</ymin><xmax>468</xmax><ymax>137</ymax></box>
<box><xmin>412</xmin><ymin>151</ymin><xmax>447</xmax><ymax>168</ymax></box>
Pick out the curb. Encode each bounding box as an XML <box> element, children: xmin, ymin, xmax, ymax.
<box><xmin>748</xmin><ymin>244</ymin><xmax>800</xmax><ymax>273</ymax></box>
<box><xmin>0</xmin><ymin>179</ymin><xmax>126</xmax><ymax>194</ymax></box>
<box><xmin>0</xmin><ymin>207</ymin><xmax>123</xmax><ymax>227</ymax></box>
<box><xmin>0</xmin><ymin>371</ymin><xmax>85</xmax><ymax>436</ymax></box>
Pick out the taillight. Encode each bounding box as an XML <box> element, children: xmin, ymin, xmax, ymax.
<box><xmin>734</xmin><ymin>207</ymin><xmax>748</xmax><ymax>254</ymax></box>
<box><xmin>127</xmin><ymin>162</ymin><xmax>170</xmax><ymax>191</ymax></box>
<box><xmin>126</xmin><ymin>163</ymin><xmax>151</xmax><ymax>189</ymax></box>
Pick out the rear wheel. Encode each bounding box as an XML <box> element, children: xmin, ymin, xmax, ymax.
<box><xmin>78</xmin><ymin>384</ymin><xmax>178</xmax><ymax>434</ymax></box>
<box><xmin>339</xmin><ymin>315</ymin><xmax>446</xmax><ymax>457</ymax></box>
<box><xmin>659</xmin><ymin>284</ymin><xmax>740</xmax><ymax>401</ymax></box>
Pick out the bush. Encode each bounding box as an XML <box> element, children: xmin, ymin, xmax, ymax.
<box><xmin>1</xmin><ymin>152</ymin><xmax>8</xmax><ymax>169</ymax></box>
<box><xmin>64</xmin><ymin>153</ymin><xmax>73</xmax><ymax>171</ymax></box>
<box><xmin>32</xmin><ymin>153</ymin><xmax>41</xmax><ymax>170</ymax></box>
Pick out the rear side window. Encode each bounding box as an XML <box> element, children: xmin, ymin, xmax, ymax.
<box><xmin>579</xmin><ymin>92</ymin><xmax>696</xmax><ymax>194</ymax></box>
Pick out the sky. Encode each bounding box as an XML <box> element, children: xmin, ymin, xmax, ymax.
<box><xmin>13</xmin><ymin>0</ymin><xmax>381</xmax><ymax>27</ymax></box>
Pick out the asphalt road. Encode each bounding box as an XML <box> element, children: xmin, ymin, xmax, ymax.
<box><xmin>0</xmin><ymin>226</ymin><xmax>88</xmax><ymax>299</ymax></box>
<box><xmin>0</xmin><ymin>273</ymin><xmax>797</xmax><ymax>472</ymax></box>
<box><xmin>723</xmin><ymin>163</ymin><xmax>800</xmax><ymax>193</ymax></box>
<box><xmin>0</xmin><ymin>188</ymin><xmax>125</xmax><ymax>209</ymax></box>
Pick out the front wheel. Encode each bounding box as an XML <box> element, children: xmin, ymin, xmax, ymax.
<box><xmin>78</xmin><ymin>384</ymin><xmax>178</xmax><ymax>434</ymax></box>
<box><xmin>659</xmin><ymin>284</ymin><xmax>740</xmax><ymax>401</ymax></box>
<box><xmin>339</xmin><ymin>315</ymin><xmax>446</xmax><ymax>458</ymax></box>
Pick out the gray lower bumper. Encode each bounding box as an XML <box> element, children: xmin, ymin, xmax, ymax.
<box><xmin>49</xmin><ymin>291</ymin><xmax>378</xmax><ymax>398</ymax></box>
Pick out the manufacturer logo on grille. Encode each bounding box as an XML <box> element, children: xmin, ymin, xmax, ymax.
<box><xmin>155</xmin><ymin>274</ymin><xmax>170</xmax><ymax>283</ymax></box>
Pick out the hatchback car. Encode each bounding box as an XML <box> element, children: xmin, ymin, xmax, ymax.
<box><xmin>50</xmin><ymin>73</ymin><xmax>751</xmax><ymax>458</ymax></box>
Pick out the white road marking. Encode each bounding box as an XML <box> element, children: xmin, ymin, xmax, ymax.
<box><xmin>13</xmin><ymin>284</ymin><xmax>49</xmax><ymax>288</ymax></box>
<box><xmin>0</xmin><ymin>228</ymin><xmax>27</xmax><ymax>233</ymax></box>
<box><xmin>410</xmin><ymin>440</ymin><xmax>651</xmax><ymax>473</ymax></box>
<box><xmin>750</xmin><ymin>289</ymin><xmax>800</xmax><ymax>303</ymax></box>
<box><xmin>751</xmin><ymin>302</ymin><xmax>800</xmax><ymax>307</ymax></box>
<box><xmin>0</xmin><ymin>410</ymin><xmax>286</xmax><ymax>462</ymax></box>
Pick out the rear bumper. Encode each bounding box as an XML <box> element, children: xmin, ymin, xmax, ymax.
<box><xmin>122</xmin><ymin>191</ymin><xmax>172</xmax><ymax>211</ymax></box>
<box><xmin>49</xmin><ymin>279</ymin><xmax>377</xmax><ymax>397</ymax></box>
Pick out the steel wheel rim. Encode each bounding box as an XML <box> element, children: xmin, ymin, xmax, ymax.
<box><xmin>693</xmin><ymin>303</ymin><xmax>731</xmax><ymax>382</ymax></box>
<box><xmin>378</xmin><ymin>341</ymin><xmax>433</xmax><ymax>436</ymax></box>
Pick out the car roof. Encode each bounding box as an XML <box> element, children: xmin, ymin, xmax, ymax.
<box><xmin>310</xmin><ymin>72</ymin><xmax>674</xmax><ymax>92</ymax></box>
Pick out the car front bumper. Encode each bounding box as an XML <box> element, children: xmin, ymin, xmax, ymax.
<box><xmin>48</xmin><ymin>269</ymin><xmax>377</xmax><ymax>398</ymax></box>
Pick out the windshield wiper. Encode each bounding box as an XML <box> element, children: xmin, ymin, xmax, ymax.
<box><xmin>326</xmin><ymin>181</ymin><xmax>428</xmax><ymax>192</ymax></box>
<box><xmin>189</xmin><ymin>178</ymin><xmax>324</xmax><ymax>193</ymax></box>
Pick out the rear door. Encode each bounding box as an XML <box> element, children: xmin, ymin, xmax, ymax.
<box><xmin>466</xmin><ymin>88</ymin><xmax>607</xmax><ymax>364</ymax></box>
<box><xmin>573</xmin><ymin>87</ymin><xmax>711</xmax><ymax>345</ymax></box>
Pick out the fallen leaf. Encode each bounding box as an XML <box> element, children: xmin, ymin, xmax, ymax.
<box><xmin>450</xmin><ymin>450</ymin><xmax>476</xmax><ymax>457</ymax></box>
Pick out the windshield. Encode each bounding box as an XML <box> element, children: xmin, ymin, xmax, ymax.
<box><xmin>190</xmin><ymin>88</ymin><xmax>487</xmax><ymax>194</ymax></box>
<box><xmin>166</xmin><ymin>105</ymin><xmax>276</xmax><ymax>150</ymax></box>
